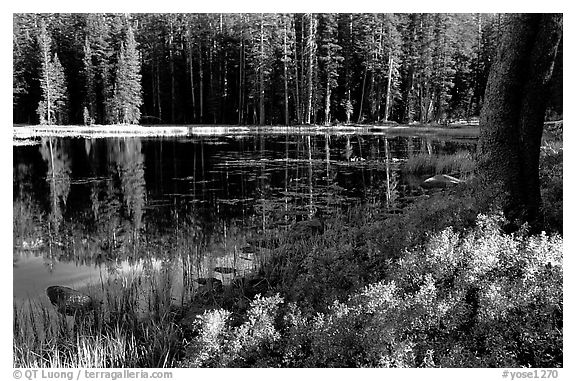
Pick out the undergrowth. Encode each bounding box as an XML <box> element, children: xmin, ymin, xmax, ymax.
<box><xmin>181</xmin><ymin>214</ymin><xmax>562</xmax><ymax>367</ymax></box>
<box><xmin>180</xmin><ymin>137</ymin><xmax>563</xmax><ymax>367</ymax></box>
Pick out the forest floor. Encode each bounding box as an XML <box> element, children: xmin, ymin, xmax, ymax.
<box><xmin>13</xmin><ymin>123</ymin><xmax>479</xmax><ymax>141</ymax></box>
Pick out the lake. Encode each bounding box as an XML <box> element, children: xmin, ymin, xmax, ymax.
<box><xmin>13</xmin><ymin>130</ymin><xmax>476</xmax><ymax>311</ymax></box>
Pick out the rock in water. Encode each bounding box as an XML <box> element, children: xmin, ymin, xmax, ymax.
<box><xmin>46</xmin><ymin>286</ymin><xmax>96</xmax><ymax>316</ymax></box>
<box><xmin>421</xmin><ymin>174</ymin><xmax>463</xmax><ymax>189</ymax></box>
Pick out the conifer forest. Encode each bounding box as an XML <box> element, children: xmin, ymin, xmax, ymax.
<box><xmin>14</xmin><ymin>13</ymin><xmax>510</xmax><ymax>126</ymax></box>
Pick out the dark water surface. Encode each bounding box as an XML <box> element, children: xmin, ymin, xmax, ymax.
<box><xmin>13</xmin><ymin>132</ymin><xmax>475</xmax><ymax>306</ymax></box>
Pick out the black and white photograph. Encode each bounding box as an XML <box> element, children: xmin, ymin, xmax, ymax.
<box><xmin>11</xmin><ymin>8</ymin><xmax>564</xmax><ymax>374</ymax></box>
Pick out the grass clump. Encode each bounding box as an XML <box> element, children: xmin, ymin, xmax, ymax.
<box><xmin>13</xmin><ymin>271</ymin><xmax>183</xmax><ymax>368</ymax></box>
<box><xmin>403</xmin><ymin>151</ymin><xmax>476</xmax><ymax>176</ymax></box>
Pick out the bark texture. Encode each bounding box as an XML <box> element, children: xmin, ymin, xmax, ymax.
<box><xmin>478</xmin><ymin>13</ymin><xmax>562</xmax><ymax>232</ymax></box>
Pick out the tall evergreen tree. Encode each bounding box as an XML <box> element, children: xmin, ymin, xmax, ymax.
<box><xmin>279</xmin><ymin>14</ymin><xmax>296</xmax><ymax>125</ymax></box>
<box><xmin>83</xmin><ymin>35</ymin><xmax>96</xmax><ymax>124</ymax></box>
<box><xmin>303</xmin><ymin>13</ymin><xmax>318</xmax><ymax>124</ymax></box>
<box><xmin>429</xmin><ymin>13</ymin><xmax>456</xmax><ymax>123</ymax></box>
<box><xmin>13</xmin><ymin>14</ymin><xmax>40</xmax><ymax>122</ymax></box>
<box><xmin>318</xmin><ymin>14</ymin><xmax>343</xmax><ymax>125</ymax></box>
<box><xmin>107</xmin><ymin>22</ymin><xmax>142</xmax><ymax>124</ymax></box>
<box><xmin>37</xmin><ymin>21</ymin><xmax>69</xmax><ymax>125</ymax></box>
<box><xmin>85</xmin><ymin>13</ymin><xmax>114</xmax><ymax>125</ymax></box>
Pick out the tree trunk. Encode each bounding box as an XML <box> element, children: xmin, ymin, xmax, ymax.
<box><xmin>45</xmin><ymin>53</ymin><xmax>52</xmax><ymax>125</ymax></box>
<box><xmin>324</xmin><ymin>82</ymin><xmax>331</xmax><ymax>126</ymax></box>
<box><xmin>259</xmin><ymin>16</ymin><xmax>265</xmax><ymax>126</ymax></box>
<box><xmin>187</xmin><ymin>36</ymin><xmax>196</xmax><ymax>123</ymax></box>
<box><xmin>168</xmin><ymin>16</ymin><xmax>176</xmax><ymax>123</ymax></box>
<box><xmin>283</xmin><ymin>21</ymin><xmax>290</xmax><ymax>126</ymax></box>
<box><xmin>305</xmin><ymin>14</ymin><xmax>316</xmax><ymax>125</ymax></box>
<box><xmin>155</xmin><ymin>53</ymin><xmax>162</xmax><ymax>122</ymax></box>
<box><xmin>293</xmin><ymin>18</ymin><xmax>302</xmax><ymax>125</ymax></box>
<box><xmin>208</xmin><ymin>30</ymin><xmax>216</xmax><ymax>124</ymax></box>
<box><xmin>478</xmin><ymin>13</ymin><xmax>562</xmax><ymax>232</ymax></box>
<box><xmin>198</xmin><ymin>42</ymin><xmax>204</xmax><ymax>123</ymax></box>
<box><xmin>238</xmin><ymin>22</ymin><xmax>245</xmax><ymax>125</ymax></box>
<box><xmin>384</xmin><ymin>54</ymin><xmax>393</xmax><ymax>122</ymax></box>
<box><xmin>357</xmin><ymin>66</ymin><xmax>367</xmax><ymax>123</ymax></box>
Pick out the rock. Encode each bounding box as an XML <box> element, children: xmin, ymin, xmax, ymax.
<box><xmin>420</xmin><ymin>174</ymin><xmax>463</xmax><ymax>189</ymax></box>
<box><xmin>46</xmin><ymin>286</ymin><xmax>97</xmax><ymax>316</ymax></box>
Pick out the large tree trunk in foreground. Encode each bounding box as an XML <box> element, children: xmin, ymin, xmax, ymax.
<box><xmin>478</xmin><ymin>14</ymin><xmax>562</xmax><ymax>232</ymax></box>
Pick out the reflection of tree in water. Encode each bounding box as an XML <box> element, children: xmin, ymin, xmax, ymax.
<box><xmin>39</xmin><ymin>138</ymin><xmax>71</xmax><ymax>252</ymax></box>
<box><xmin>248</xmin><ymin>134</ymin><xmax>402</xmax><ymax>236</ymax></box>
<box><xmin>110</xmin><ymin>138</ymin><xmax>146</xmax><ymax>233</ymax></box>
<box><xmin>13</xmin><ymin>162</ymin><xmax>46</xmax><ymax>262</ymax></box>
<box><xmin>15</xmin><ymin>135</ymin><xmax>474</xmax><ymax>276</ymax></box>
<box><xmin>83</xmin><ymin>138</ymin><xmax>146</xmax><ymax>263</ymax></box>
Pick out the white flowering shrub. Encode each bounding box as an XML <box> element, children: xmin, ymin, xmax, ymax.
<box><xmin>182</xmin><ymin>215</ymin><xmax>562</xmax><ymax>367</ymax></box>
<box><xmin>181</xmin><ymin>294</ymin><xmax>283</xmax><ymax>367</ymax></box>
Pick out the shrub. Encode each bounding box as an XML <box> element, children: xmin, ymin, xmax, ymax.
<box><xmin>181</xmin><ymin>294</ymin><xmax>284</xmax><ymax>367</ymax></box>
<box><xmin>180</xmin><ymin>214</ymin><xmax>562</xmax><ymax>367</ymax></box>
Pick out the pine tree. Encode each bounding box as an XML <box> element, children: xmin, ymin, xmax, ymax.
<box><xmin>107</xmin><ymin>22</ymin><xmax>142</xmax><ymax>124</ymax></box>
<box><xmin>338</xmin><ymin>14</ymin><xmax>355</xmax><ymax>124</ymax></box>
<box><xmin>303</xmin><ymin>13</ymin><xmax>318</xmax><ymax>124</ymax></box>
<box><xmin>318</xmin><ymin>14</ymin><xmax>343</xmax><ymax>125</ymax></box>
<box><xmin>429</xmin><ymin>13</ymin><xmax>456</xmax><ymax>123</ymax></box>
<box><xmin>83</xmin><ymin>35</ymin><xmax>96</xmax><ymax>124</ymax></box>
<box><xmin>85</xmin><ymin>13</ymin><xmax>114</xmax><ymax>125</ymax></box>
<box><xmin>51</xmin><ymin>54</ymin><xmax>69</xmax><ymax>124</ymax></box>
<box><xmin>245</xmin><ymin>13</ymin><xmax>276</xmax><ymax>125</ymax></box>
<box><xmin>37</xmin><ymin>21</ymin><xmax>69</xmax><ymax>125</ymax></box>
<box><xmin>13</xmin><ymin>14</ymin><xmax>39</xmax><ymax>121</ymax></box>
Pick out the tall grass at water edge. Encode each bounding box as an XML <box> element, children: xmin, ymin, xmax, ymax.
<box><xmin>402</xmin><ymin>150</ymin><xmax>476</xmax><ymax>177</ymax></box>
<box><xmin>13</xmin><ymin>270</ymin><xmax>182</xmax><ymax>368</ymax></box>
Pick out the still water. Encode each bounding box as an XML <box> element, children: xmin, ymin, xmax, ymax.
<box><xmin>13</xmin><ymin>132</ymin><xmax>475</xmax><ymax>308</ymax></box>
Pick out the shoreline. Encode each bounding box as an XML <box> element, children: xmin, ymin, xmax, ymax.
<box><xmin>13</xmin><ymin>123</ymin><xmax>480</xmax><ymax>141</ymax></box>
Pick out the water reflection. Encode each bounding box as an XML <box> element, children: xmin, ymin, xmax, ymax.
<box><xmin>13</xmin><ymin>133</ymin><xmax>475</xmax><ymax>305</ymax></box>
